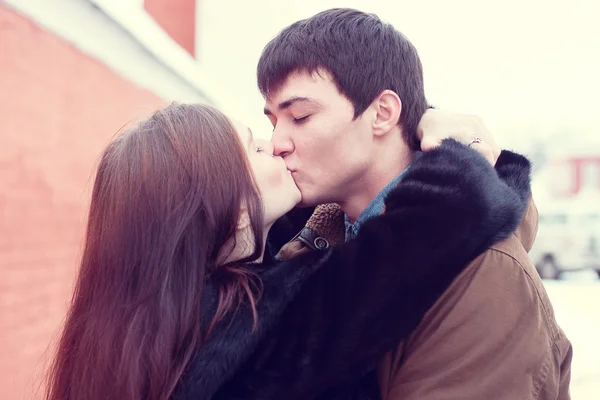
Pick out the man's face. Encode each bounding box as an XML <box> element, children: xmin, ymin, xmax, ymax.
<box><xmin>264</xmin><ymin>70</ymin><xmax>374</xmax><ymax>206</ymax></box>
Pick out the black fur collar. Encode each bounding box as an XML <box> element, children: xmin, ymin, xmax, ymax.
<box><xmin>173</xmin><ymin>251</ymin><xmax>331</xmax><ymax>399</ymax></box>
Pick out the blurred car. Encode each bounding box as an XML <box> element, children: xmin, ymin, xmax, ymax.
<box><xmin>529</xmin><ymin>192</ymin><xmax>600</xmax><ymax>279</ymax></box>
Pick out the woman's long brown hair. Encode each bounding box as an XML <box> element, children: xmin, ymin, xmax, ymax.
<box><xmin>45</xmin><ymin>103</ymin><xmax>264</xmax><ymax>400</ymax></box>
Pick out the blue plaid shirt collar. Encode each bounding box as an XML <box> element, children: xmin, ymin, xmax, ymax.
<box><xmin>344</xmin><ymin>166</ymin><xmax>410</xmax><ymax>241</ymax></box>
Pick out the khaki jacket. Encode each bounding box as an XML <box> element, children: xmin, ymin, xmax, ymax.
<box><xmin>377</xmin><ymin>199</ymin><xmax>573</xmax><ymax>400</ymax></box>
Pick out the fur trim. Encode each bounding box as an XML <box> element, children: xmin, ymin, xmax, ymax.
<box><xmin>305</xmin><ymin>203</ymin><xmax>345</xmax><ymax>246</ymax></box>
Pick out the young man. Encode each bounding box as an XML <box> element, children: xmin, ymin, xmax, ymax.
<box><xmin>261</xmin><ymin>8</ymin><xmax>572</xmax><ymax>400</ymax></box>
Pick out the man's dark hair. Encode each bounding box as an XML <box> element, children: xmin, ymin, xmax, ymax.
<box><xmin>257</xmin><ymin>8</ymin><xmax>428</xmax><ymax>150</ymax></box>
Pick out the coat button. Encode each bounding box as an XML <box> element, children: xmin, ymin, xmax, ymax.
<box><xmin>314</xmin><ymin>237</ymin><xmax>329</xmax><ymax>250</ymax></box>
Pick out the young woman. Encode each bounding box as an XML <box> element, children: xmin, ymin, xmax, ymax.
<box><xmin>45</xmin><ymin>103</ymin><xmax>531</xmax><ymax>400</ymax></box>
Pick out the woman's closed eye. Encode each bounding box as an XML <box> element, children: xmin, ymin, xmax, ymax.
<box><xmin>254</xmin><ymin>139</ymin><xmax>272</xmax><ymax>155</ymax></box>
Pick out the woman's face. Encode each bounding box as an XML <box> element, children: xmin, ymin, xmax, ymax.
<box><xmin>233</xmin><ymin>120</ymin><xmax>301</xmax><ymax>227</ymax></box>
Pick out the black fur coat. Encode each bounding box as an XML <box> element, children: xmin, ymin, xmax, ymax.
<box><xmin>173</xmin><ymin>140</ymin><xmax>532</xmax><ymax>400</ymax></box>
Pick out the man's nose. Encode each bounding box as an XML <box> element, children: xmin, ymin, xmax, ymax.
<box><xmin>271</xmin><ymin>127</ymin><xmax>294</xmax><ymax>157</ymax></box>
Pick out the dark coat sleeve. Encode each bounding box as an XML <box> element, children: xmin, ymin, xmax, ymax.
<box><xmin>213</xmin><ymin>140</ymin><xmax>532</xmax><ymax>399</ymax></box>
<box><xmin>265</xmin><ymin>206</ymin><xmax>316</xmax><ymax>260</ymax></box>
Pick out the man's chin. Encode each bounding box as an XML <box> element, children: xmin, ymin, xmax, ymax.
<box><xmin>296</xmin><ymin>195</ymin><xmax>321</xmax><ymax>208</ymax></box>
<box><xmin>295</xmin><ymin>187</ymin><xmax>328</xmax><ymax>208</ymax></box>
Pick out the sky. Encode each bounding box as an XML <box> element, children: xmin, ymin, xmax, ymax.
<box><xmin>199</xmin><ymin>0</ymin><xmax>599</xmax><ymax>152</ymax></box>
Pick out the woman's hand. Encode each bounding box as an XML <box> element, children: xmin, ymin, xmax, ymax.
<box><xmin>417</xmin><ymin>109</ymin><xmax>500</xmax><ymax>165</ymax></box>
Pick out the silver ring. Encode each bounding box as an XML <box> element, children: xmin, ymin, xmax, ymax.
<box><xmin>468</xmin><ymin>136</ymin><xmax>482</xmax><ymax>147</ymax></box>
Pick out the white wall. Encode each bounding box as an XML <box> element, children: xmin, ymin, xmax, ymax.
<box><xmin>4</xmin><ymin>0</ymin><xmax>220</xmax><ymax>108</ymax></box>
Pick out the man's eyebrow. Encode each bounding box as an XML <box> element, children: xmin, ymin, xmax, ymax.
<box><xmin>263</xmin><ymin>96</ymin><xmax>319</xmax><ymax>115</ymax></box>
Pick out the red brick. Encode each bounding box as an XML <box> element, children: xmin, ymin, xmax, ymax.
<box><xmin>0</xmin><ymin>5</ymin><xmax>165</xmax><ymax>399</ymax></box>
<box><xmin>145</xmin><ymin>0</ymin><xmax>196</xmax><ymax>57</ymax></box>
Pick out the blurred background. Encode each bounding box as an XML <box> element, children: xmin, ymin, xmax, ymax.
<box><xmin>0</xmin><ymin>0</ymin><xmax>598</xmax><ymax>398</ymax></box>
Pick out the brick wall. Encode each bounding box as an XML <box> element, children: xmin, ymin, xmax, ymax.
<box><xmin>0</xmin><ymin>6</ymin><xmax>164</xmax><ymax>399</ymax></box>
<box><xmin>145</xmin><ymin>0</ymin><xmax>197</xmax><ymax>57</ymax></box>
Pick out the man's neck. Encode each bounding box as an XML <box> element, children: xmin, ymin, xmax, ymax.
<box><xmin>339</xmin><ymin>148</ymin><xmax>414</xmax><ymax>223</ymax></box>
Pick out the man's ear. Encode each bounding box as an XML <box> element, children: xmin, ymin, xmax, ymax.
<box><xmin>371</xmin><ymin>90</ymin><xmax>402</xmax><ymax>137</ymax></box>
